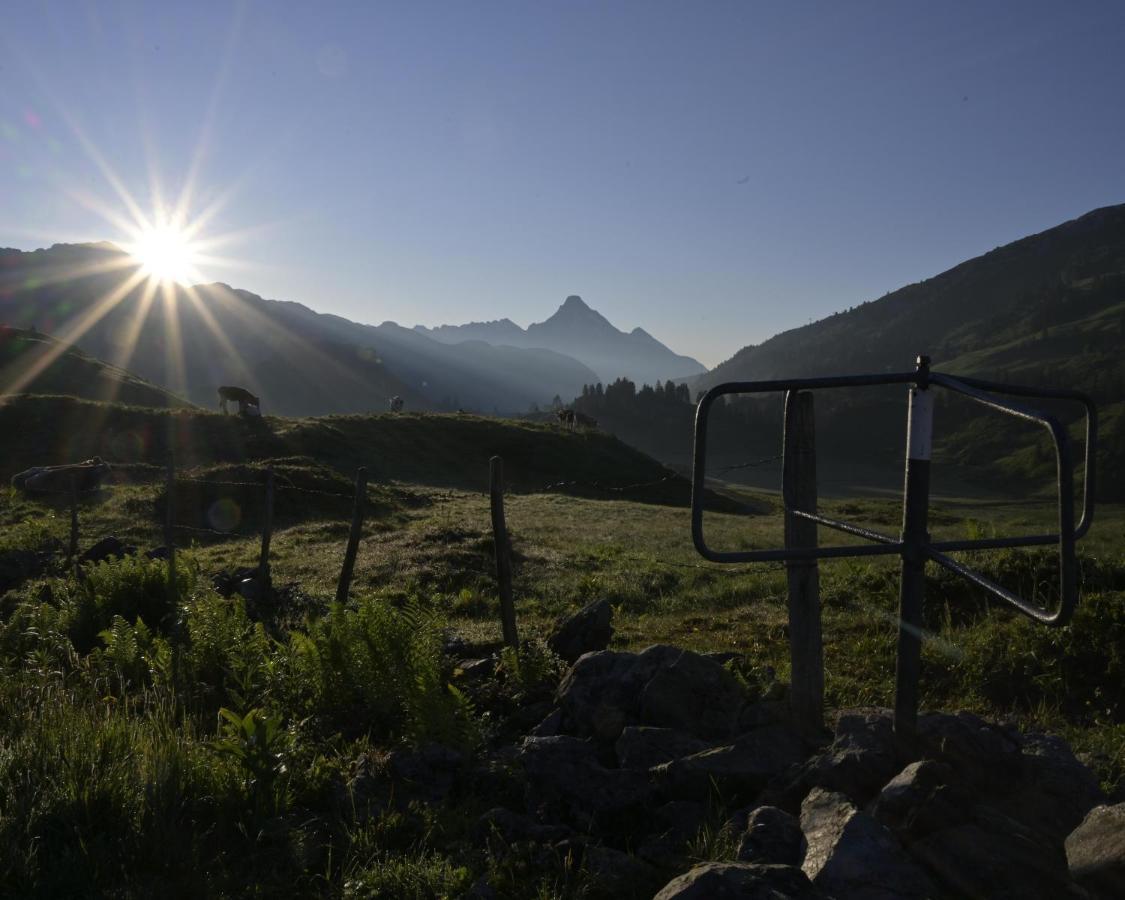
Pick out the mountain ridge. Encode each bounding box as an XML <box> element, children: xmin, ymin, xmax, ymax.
<box><xmin>414</xmin><ymin>294</ymin><xmax>707</xmax><ymax>386</ymax></box>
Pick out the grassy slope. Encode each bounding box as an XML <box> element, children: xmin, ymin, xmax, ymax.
<box><xmin>0</xmin><ymin>327</ymin><xmax>192</xmax><ymax>409</ymax></box>
<box><xmin>0</xmin><ymin>394</ymin><xmax>733</xmax><ymax>511</ymax></box>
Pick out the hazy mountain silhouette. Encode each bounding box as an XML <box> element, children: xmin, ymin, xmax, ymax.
<box><xmin>687</xmin><ymin>203</ymin><xmax>1125</xmax><ymax>498</ymax></box>
<box><xmin>415</xmin><ymin>294</ymin><xmax>707</xmax><ymax>387</ymax></box>
<box><xmin>0</xmin><ymin>244</ymin><xmax>599</xmax><ymax>415</ymax></box>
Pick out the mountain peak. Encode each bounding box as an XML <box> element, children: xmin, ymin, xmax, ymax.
<box><xmin>561</xmin><ymin>294</ymin><xmax>589</xmax><ymax>311</ymax></box>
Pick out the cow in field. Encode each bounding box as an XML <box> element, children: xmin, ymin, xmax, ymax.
<box><xmin>218</xmin><ymin>385</ymin><xmax>261</xmax><ymax>416</ymax></box>
<box><xmin>389</xmin><ymin>396</ymin><xmax>404</xmax><ymax>413</ymax></box>
<box><xmin>556</xmin><ymin>408</ymin><xmax>597</xmax><ymax>430</ymax></box>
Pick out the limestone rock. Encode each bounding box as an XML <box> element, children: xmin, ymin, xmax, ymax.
<box><xmin>910</xmin><ymin>819</ymin><xmax>1076</xmax><ymax>900</ymax></box>
<box><xmin>638</xmin><ymin>648</ymin><xmax>753</xmax><ymax>739</ymax></box>
<box><xmin>655</xmin><ymin>724</ymin><xmax>806</xmax><ymax>801</ymax></box>
<box><xmin>1066</xmin><ymin>802</ymin><xmax>1125</xmax><ymax>897</ymax></box>
<box><xmin>654</xmin><ymin>862</ymin><xmax>824</xmax><ymax>899</ymax></box>
<box><xmin>1013</xmin><ymin>732</ymin><xmax>1107</xmax><ymax>843</ymax></box>
<box><xmin>800</xmin><ymin>787</ymin><xmax>937</xmax><ymax>899</ymax></box>
<box><xmin>737</xmin><ymin>805</ymin><xmax>805</xmax><ymax>866</ymax></box>
<box><xmin>869</xmin><ymin>759</ymin><xmax>966</xmax><ymax>840</ymax></box>
<box><xmin>556</xmin><ymin>644</ymin><xmax>751</xmax><ymax>742</ymax></box>
<box><xmin>548</xmin><ymin>598</ymin><xmax>614</xmax><ymax>663</ymax></box>
<box><xmin>801</xmin><ymin>710</ymin><xmax>899</xmax><ymax>806</ymax></box>
<box><xmin>519</xmin><ymin>735</ymin><xmax>652</xmax><ymax>823</ymax></box>
<box><xmin>615</xmin><ymin>726</ymin><xmax>709</xmax><ymax>770</ymax></box>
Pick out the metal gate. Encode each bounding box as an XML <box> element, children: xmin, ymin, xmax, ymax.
<box><xmin>690</xmin><ymin>355</ymin><xmax>1097</xmax><ymax>743</ymax></box>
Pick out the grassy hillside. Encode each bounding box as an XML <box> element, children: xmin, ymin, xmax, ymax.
<box><xmin>0</xmin><ymin>394</ymin><xmax>735</xmax><ymax>510</ymax></box>
<box><xmin>0</xmin><ymin>327</ymin><xmax>191</xmax><ymax>409</ymax></box>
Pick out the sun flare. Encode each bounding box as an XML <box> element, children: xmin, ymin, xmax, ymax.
<box><xmin>125</xmin><ymin>222</ymin><xmax>201</xmax><ymax>286</ymax></box>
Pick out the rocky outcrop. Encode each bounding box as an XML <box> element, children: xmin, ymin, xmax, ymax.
<box><xmin>653</xmin><ymin>862</ymin><xmax>824</xmax><ymax>899</ymax></box>
<box><xmin>1066</xmin><ymin>802</ymin><xmax>1125</xmax><ymax>897</ymax></box>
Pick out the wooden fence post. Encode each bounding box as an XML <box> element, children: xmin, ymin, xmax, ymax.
<box><xmin>489</xmin><ymin>456</ymin><xmax>519</xmax><ymax>648</ymax></box>
<box><xmin>783</xmin><ymin>390</ymin><xmax>823</xmax><ymax>736</ymax></box>
<box><xmin>335</xmin><ymin>467</ymin><xmax>367</xmax><ymax>604</ymax></box>
<box><xmin>259</xmin><ymin>466</ymin><xmax>275</xmax><ymax>591</ymax></box>
<box><xmin>165</xmin><ymin>454</ymin><xmax>176</xmax><ymax>598</ymax></box>
<box><xmin>68</xmin><ymin>474</ymin><xmax>80</xmax><ymax>576</ymax></box>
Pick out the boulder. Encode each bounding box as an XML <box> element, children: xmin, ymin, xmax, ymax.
<box><xmin>1012</xmin><ymin>732</ymin><xmax>1107</xmax><ymax>843</ymax></box>
<box><xmin>386</xmin><ymin>742</ymin><xmax>466</xmax><ymax>803</ymax></box>
<box><xmin>639</xmin><ymin>649</ymin><xmax>754</xmax><ymax>739</ymax></box>
<box><xmin>548</xmin><ymin>598</ymin><xmax>614</xmax><ymax>663</ymax></box>
<box><xmin>615</xmin><ymin>726</ymin><xmax>709</xmax><ymax>770</ymax></box>
<box><xmin>1066</xmin><ymin>802</ymin><xmax>1125</xmax><ymax>897</ymax></box>
<box><xmin>910</xmin><ymin>819</ymin><xmax>1076</xmax><ymax>899</ymax></box>
<box><xmin>800</xmin><ymin>787</ymin><xmax>937</xmax><ymax>899</ymax></box>
<box><xmin>579</xmin><ymin>844</ymin><xmax>659</xmax><ymax>893</ymax></box>
<box><xmin>915</xmin><ymin>711</ymin><xmax>1023</xmax><ymax>790</ymax></box>
<box><xmin>519</xmin><ymin>735</ymin><xmax>652</xmax><ymax>824</ymax></box>
<box><xmin>653</xmin><ymin>862</ymin><xmax>824</xmax><ymax>899</ymax></box>
<box><xmin>473</xmin><ymin>807</ymin><xmax>572</xmax><ymax>846</ymax></box>
<box><xmin>869</xmin><ymin>759</ymin><xmax>966</xmax><ymax>841</ymax></box>
<box><xmin>737</xmin><ymin>805</ymin><xmax>805</xmax><ymax>866</ymax></box>
<box><xmin>555</xmin><ymin>645</ymin><xmax>753</xmax><ymax>743</ymax></box>
<box><xmin>800</xmin><ymin>710</ymin><xmax>899</xmax><ymax>807</ymax></box>
<box><xmin>655</xmin><ymin>724</ymin><xmax>806</xmax><ymax>802</ymax></box>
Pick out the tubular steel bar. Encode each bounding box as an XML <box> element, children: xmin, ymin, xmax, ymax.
<box><xmin>690</xmin><ymin>353</ymin><xmax>1097</xmax><ymax>742</ymax></box>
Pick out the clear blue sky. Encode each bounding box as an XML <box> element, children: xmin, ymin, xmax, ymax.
<box><xmin>2</xmin><ymin>1</ymin><xmax>1123</xmax><ymax>367</ymax></box>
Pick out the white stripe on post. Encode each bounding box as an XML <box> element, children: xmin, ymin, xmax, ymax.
<box><xmin>906</xmin><ymin>388</ymin><xmax>934</xmax><ymax>461</ymax></box>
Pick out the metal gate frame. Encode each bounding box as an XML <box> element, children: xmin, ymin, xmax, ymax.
<box><xmin>690</xmin><ymin>355</ymin><xmax>1097</xmax><ymax>741</ymax></box>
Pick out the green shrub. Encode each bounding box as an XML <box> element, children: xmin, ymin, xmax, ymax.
<box><xmin>282</xmin><ymin>597</ymin><xmax>479</xmax><ymax>748</ymax></box>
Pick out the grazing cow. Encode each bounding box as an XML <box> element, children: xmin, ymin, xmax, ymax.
<box><xmin>218</xmin><ymin>385</ymin><xmax>261</xmax><ymax>416</ymax></box>
<box><xmin>11</xmin><ymin>457</ymin><xmax>111</xmax><ymax>495</ymax></box>
<box><xmin>389</xmin><ymin>396</ymin><xmax>404</xmax><ymax>413</ymax></box>
<box><xmin>556</xmin><ymin>408</ymin><xmax>597</xmax><ymax>430</ymax></box>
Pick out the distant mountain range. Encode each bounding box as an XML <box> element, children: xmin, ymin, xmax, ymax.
<box><xmin>414</xmin><ymin>295</ymin><xmax>706</xmax><ymax>387</ymax></box>
<box><xmin>0</xmin><ymin>243</ymin><xmax>618</xmax><ymax>415</ymax></box>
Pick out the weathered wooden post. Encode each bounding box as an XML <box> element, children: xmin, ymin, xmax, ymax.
<box><xmin>489</xmin><ymin>456</ymin><xmax>519</xmax><ymax>648</ymax></box>
<box><xmin>68</xmin><ymin>474</ymin><xmax>80</xmax><ymax>576</ymax></box>
<box><xmin>259</xmin><ymin>466</ymin><xmax>275</xmax><ymax>592</ymax></box>
<box><xmin>783</xmin><ymin>390</ymin><xmax>824</xmax><ymax>736</ymax></box>
<box><xmin>336</xmin><ymin>467</ymin><xmax>367</xmax><ymax>604</ymax></box>
<box><xmin>165</xmin><ymin>454</ymin><xmax>176</xmax><ymax>598</ymax></box>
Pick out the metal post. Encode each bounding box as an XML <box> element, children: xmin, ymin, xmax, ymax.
<box><xmin>783</xmin><ymin>390</ymin><xmax>823</xmax><ymax>737</ymax></box>
<box><xmin>259</xmin><ymin>467</ymin><xmax>275</xmax><ymax>592</ymax></box>
<box><xmin>894</xmin><ymin>355</ymin><xmax>934</xmax><ymax>745</ymax></box>
<box><xmin>336</xmin><ymin>467</ymin><xmax>368</xmax><ymax>604</ymax></box>
<box><xmin>165</xmin><ymin>454</ymin><xmax>176</xmax><ymax>599</ymax></box>
<box><xmin>490</xmin><ymin>456</ymin><xmax>519</xmax><ymax>648</ymax></box>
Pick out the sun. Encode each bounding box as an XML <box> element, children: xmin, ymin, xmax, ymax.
<box><xmin>125</xmin><ymin>222</ymin><xmax>201</xmax><ymax>286</ymax></box>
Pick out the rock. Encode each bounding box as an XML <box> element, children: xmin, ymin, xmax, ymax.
<box><xmin>519</xmin><ymin>735</ymin><xmax>652</xmax><ymax>824</ymax></box>
<box><xmin>737</xmin><ymin>806</ymin><xmax>805</xmax><ymax>866</ymax></box>
<box><xmin>548</xmin><ymin>598</ymin><xmax>614</xmax><ymax>663</ymax></box>
<box><xmin>145</xmin><ymin>545</ymin><xmax>170</xmax><ymax>560</ymax></box>
<box><xmin>556</xmin><ymin>645</ymin><xmax>754</xmax><ymax>743</ymax></box>
<box><xmin>386</xmin><ymin>742</ymin><xmax>466</xmax><ymax>803</ymax></box>
<box><xmin>655</xmin><ymin>724</ymin><xmax>806</xmax><ymax>802</ymax></box>
<box><xmin>473</xmin><ymin>807</ymin><xmax>572</xmax><ymax>846</ymax></box>
<box><xmin>800</xmin><ymin>787</ymin><xmax>937</xmax><ymax>899</ymax></box>
<box><xmin>615</xmin><ymin>726</ymin><xmax>709</xmax><ymax>769</ymax></box>
<box><xmin>528</xmin><ymin>708</ymin><xmax>562</xmax><ymax>738</ymax></box>
<box><xmin>455</xmin><ymin>657</ymin><xmax>496</xmax><ymax>681</ymax></box>
<box><xmin>802</xmin><ymin>709</ymin><xmax>899</xmax><ymax>807</ymax></box>
<box><xmin>1066</xmin><ymin>803</ymin><xmax>1125</xmax><ymax>897</ymax></box>
<box><xmin>869</xmin><ymin>760</ymin><xmax>966</xmax><ymax>841</ymax></box>
<box><xmin>653</xmin><ymin>862</ymin><xmax>824</xmax><ymax>899</ymax></box>
<box><xmin>1013</xmin><ymin>732</ymin><xmax>1107</xmax><ymax>843</ymax></box>
<box><xmin>79</xmin><ymin>536</ymin><xmax>136</xmax><ymax>564</ymax></box>
<box><xmin>639</xmin><ymin>649</ymin><xmax>755</xmax><ymax>739</ymax></box>
<box><xmin>910</xmin><ymin>819</ymin><xmax>1076</xmax><ymax>900</ymax></box>
<box><xmin>654</xmin><ymin>800</ymin><xmax>710</xmax><ymax>843</ymax></box>
<box><xmin>915</xmin><ymin>711</ymin><xmax>1023</xmax><ymax>791</ymax></box>
<box><xmin>458</xmin><ymin>877</ymin><xmax>499</xmax><ymax>900</ymax></box>
<box><xmin>580</xmin><ymin>844</ymin><xmax>659</xmax><ymax>893</ymax></box>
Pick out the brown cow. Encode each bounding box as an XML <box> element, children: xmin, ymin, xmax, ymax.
<box><xmin>11</xmin><ymin>457</ymin><xmax>111</xmax><ymax>495</ymax></box>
